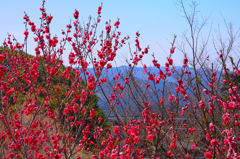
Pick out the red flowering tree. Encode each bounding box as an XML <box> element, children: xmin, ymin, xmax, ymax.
<box><xmin>0</xmin><ymin>0</ymin><xmax>239</xmax><ymax>158</ymax></box>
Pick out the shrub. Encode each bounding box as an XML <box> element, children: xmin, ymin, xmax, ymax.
<box><xmin>0</xmin><ymin>0</ymin><xmax>239</xmax><ymax>158</ymax></box>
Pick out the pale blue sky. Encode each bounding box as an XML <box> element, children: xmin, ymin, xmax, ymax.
<box><xmin>0</xmin><ymin>0</ymin><xmax>239</xmax><ymax>66</ymax></box>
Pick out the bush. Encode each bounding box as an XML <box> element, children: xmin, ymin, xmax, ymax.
<box><xmin>0</xmin><ymin>0</ymin><xmax>239</xmax><ymax>158</ymax></box>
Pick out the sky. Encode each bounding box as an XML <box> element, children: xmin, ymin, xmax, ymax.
<box><xmin>0</xmin><ymin>0</ymin><xmax>240</xmax><ymax>67</ymax></box>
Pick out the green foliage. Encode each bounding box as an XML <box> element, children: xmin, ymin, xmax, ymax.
<box><xmin>0</xmin><ymin>46</ymin><xmax>108</xmax><ymax>134</ymax></box>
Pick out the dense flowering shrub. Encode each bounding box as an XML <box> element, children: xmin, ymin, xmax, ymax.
<box><xmin>0</xmin><ymin>0</ymin><xmax>239</xmax><ymax>159</ymax></box>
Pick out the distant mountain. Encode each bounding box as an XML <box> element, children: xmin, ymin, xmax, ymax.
<box><xmin>77</xmin><ymin>66</ymin><xmax>177</xmax><ymax>114</ymax></box>
<box><xmin>75</xmin><ymin>65</ymin><xmax>223</xmax><ymax>114</ymax></box>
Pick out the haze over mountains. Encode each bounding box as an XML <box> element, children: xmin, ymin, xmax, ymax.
<box><xmin>77</xmin><ymin>65</ymin><xmax>222</xmax><ymax>114</ymax></box>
